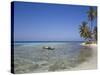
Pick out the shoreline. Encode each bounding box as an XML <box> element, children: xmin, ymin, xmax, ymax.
<box><xmin>70</xmin><ymin>43</ymin><xmax>97</xmax><ymax>70</ymax></box>
<box><xmin>80</xmin><ymin>42</ymin><xmax>97</xmax><ymax>47</ymax></box>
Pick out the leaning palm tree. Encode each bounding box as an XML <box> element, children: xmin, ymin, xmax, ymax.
<box><xmin>79</xmin><ymin>22</ymin><xmax>91</xmax><ymax>42</ymax></box>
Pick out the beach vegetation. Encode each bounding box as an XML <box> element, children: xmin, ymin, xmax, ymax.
<box><xmin>79</xmin><ymin>21</ymin><xmax>91</xmax><ymax>41</ymax></box>
<box><xmin>79</xmin><ymin>7</ymin><xmax>97</xmax><ymax>44</ymax></box>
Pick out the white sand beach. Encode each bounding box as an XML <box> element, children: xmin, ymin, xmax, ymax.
<box><xmin>71</xmin><ymin>44</ymin><xmax>97</xmax><ymax>70</ymax></box>
<box><xmin>80</xmin><ymin>43</ymin><xmax>97</xmax><ymax>47</ymax></box>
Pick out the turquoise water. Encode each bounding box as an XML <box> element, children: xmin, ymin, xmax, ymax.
<box><xmin>14</xmin><ymin>42</ymin><xmax>93</xmax><ymax>73</ymax></box>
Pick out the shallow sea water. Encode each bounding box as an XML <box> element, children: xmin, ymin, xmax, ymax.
<box><xmin>14</xmin><ymin>42</ymin><xmax>94</xmax><ymax>74</ymax></box>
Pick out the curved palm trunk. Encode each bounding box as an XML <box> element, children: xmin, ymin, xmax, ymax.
<box><xmin>91</xmin><ymin>20</ymin><xmax>93</xmax><ymax>32</ymax></box>
<box><xmin>90</xmin><ymin>19</ymin><xmax>93</xmax><ymax>42</ymax></box>
<box><xmin>95</xmin><ymin>18</ymin><xmax>97</xmax><ymax>42</ymax></box>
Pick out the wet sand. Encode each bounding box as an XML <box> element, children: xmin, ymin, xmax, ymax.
<box><xmin>70</xmin><ymin>45</ymin><xmax>97</xmax><ymax>70</ymax></box>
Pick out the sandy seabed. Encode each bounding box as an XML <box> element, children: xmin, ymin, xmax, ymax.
<box><xmin>70</xmin><ymin>44</ymin><xmax>97</xmax><ymax>70</ymax></box>
<box><xmin>14</xmin><ymin>42</ymin><xmax>97</xmax><ymax>73</ymax></box>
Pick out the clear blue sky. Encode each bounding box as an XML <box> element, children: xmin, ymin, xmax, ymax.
<box><xmin>13</xmin><ymin>1</ymin><xmax>96</xmax><ymax>41</ymax></box>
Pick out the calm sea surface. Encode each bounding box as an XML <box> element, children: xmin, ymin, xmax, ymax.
<box><xmin>14</xmin><ymin>41</ymin><xmax>93</xmax><ymax>73</ymax></box>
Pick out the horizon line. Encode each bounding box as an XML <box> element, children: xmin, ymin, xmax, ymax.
<box><xmin>14</xmin><ymin>41</ymin><xmax>84</xmax><ymax>42</ymax></box>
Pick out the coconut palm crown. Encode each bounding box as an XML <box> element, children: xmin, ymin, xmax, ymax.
<box><xmin>79</xmin><ymin>22</ymin><xmax>91</xmax><ymax>41</ymax></box>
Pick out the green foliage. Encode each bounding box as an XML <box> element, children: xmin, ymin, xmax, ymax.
<box><xmin>79</xmin><ymin>7</ymin><xmax>97</xmax><ymax>42</ymax></box>
<box><xmin>79</xmin><ymin>22</ymin><xmax>91</xmax><ymax>40</ymax></box>
<box><xmin>87</xmin><ymin>7</ymin><xmax>96</xmax><ymax>21</ymax></box>
<box><xmin>87</xmin><ymin>7</ymin><xmax>97</xmax><ymax>32</ymax></box>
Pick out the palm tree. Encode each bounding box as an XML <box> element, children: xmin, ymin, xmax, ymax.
<box><xmin>93</xmin><ymin>8</ymin><xmax>97</xmax><ymax>42</ymax></box>
<box><xmin>79</xmin><ymin>22</ymin><xmax>91</xmax><ymax>41</ymax></box>
<box><xmin>93</xmin><ymin>26</ymin><xmax>97</xmax><ymax>42</ymax></box>
<box><xmin>79</xmin><ymin>7</ymin><xmax>97</xmax><ymax>43</ymax></box>
<box><xmin>87</xmin><ymin>7</ymin><xmax>96</xmax><ymax>32</ymax></box>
